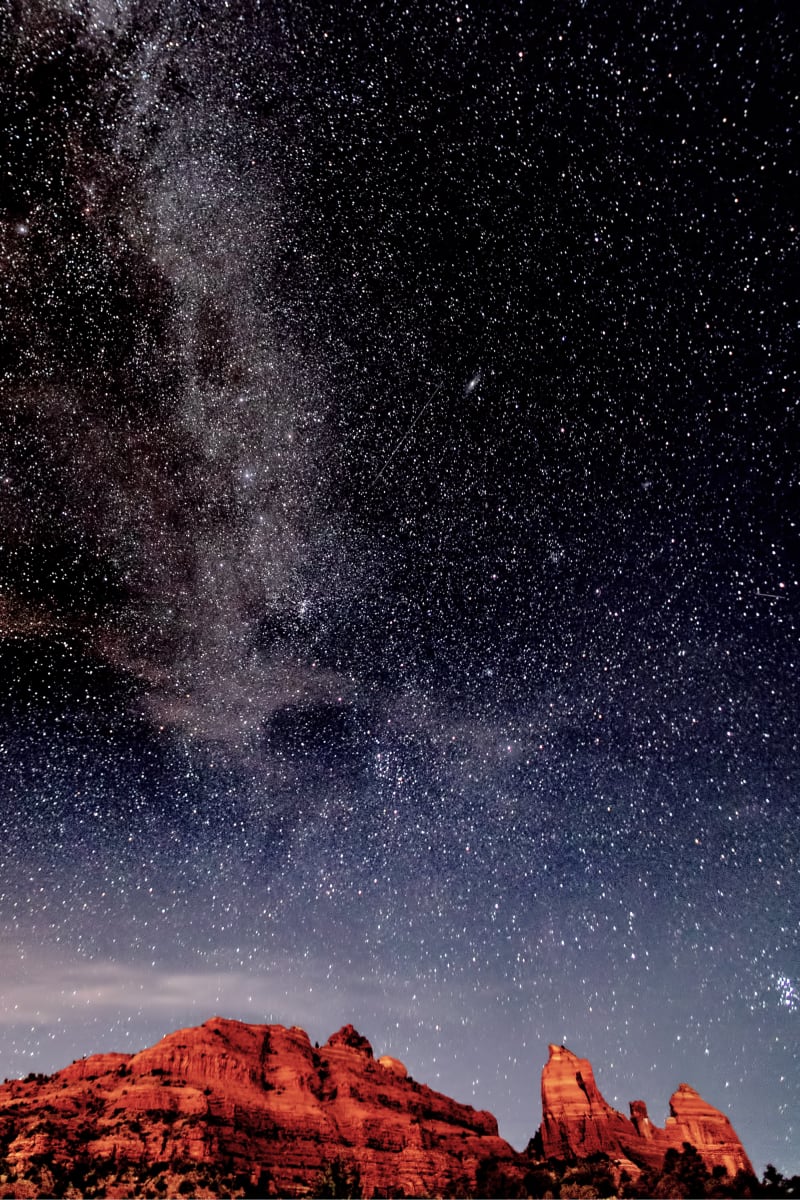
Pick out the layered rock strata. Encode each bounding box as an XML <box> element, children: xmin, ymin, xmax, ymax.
<box><xmin>540</xmin><ymin>1043</ymin><xmax>753</xmax><ymax>1177</ymax></box>
<box><xmin>0</xmin><ymin>1018</ymin><xmax>522</xmax><ymax>1197</ymax></box>
<box><xmin>0</xmin><ymin>1024</ymin><xmax>756</xmax><ymax>1196</ymax></box>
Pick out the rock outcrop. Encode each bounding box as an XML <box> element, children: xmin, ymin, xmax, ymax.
<box><xmin>540</xmin><ymin>1043</ymin><xmax>753</xmax><ymax>1177</ymax></box>
<box><xmin>663</xmin><ymin>1082</ymin><xmax>756</xmax><ymax>1178</ymax></box>
<box><xmin>540</xmin><ymin>1043</ymin><xmax>638</xmax><ymax>1162</ymax></box>
<box><xmin>0</xmin><ymin>1017</ymin><xmax>523</xmax><ymax>1198</ymax></box>
<box><xmin>0</xmin><ymin>1024</ymin><xmax>756</xmax><ymax>1197</ymax></box>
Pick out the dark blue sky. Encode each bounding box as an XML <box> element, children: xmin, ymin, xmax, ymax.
<box><xmin>0</xmin><ymin>0</ymin><xmax>797</xmax><ymax>1175</ymax></box>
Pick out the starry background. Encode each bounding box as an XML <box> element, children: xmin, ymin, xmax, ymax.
<box><xmin>1</xmin><ymin>0</ymin><xmax>798</xmax><ymax>1176</ymax></box>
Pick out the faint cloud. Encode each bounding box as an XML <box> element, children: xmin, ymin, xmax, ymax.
<box><xmin>0</xmin><ymin>948</ymin><xmax>328</xmax><ymax>1031</ymax></box>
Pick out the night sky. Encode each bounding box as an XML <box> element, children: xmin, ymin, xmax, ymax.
<box><xmin>1</xmin><ymin>0</ymin><xmax>798</xmax><ymax>1177</ymax></box>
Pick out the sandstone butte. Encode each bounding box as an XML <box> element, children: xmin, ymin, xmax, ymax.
<box><xmin>0</xmin><ymin>1018</ymin><xmax>754</xmax><ymax>1197</ymax></box>
<box><xmin>540</xmin><ymin>1043</ymin><xmax>754</xmax><ymax>1180</ymax></box>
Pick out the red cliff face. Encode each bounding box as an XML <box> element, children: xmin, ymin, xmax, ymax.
<box><xmin>664</xmin><ymin>1082</ymin><xmax>756</xmax><ymax>1178</ymax></box>
<box><xmin>0</xmin><ymin>1024</ymin><xmax>756</xmax><ymax>1197</ymax></box>
<box><xmin>540</xmin><ymin>1043</ymin><xmax>754</xmax><ymax>1177</ymax></box>
<box><xmin>0</xmin><ymin>1018</ymin><xmax>522</xmax><ymax>1198</ymax></box>
<box><xmin>540</xmin><ymin>1044</ymin><xmax>636</xmax><ymax>1161</ymax></box>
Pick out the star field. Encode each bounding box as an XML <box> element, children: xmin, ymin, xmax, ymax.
<box><xmin>0</xmin><ymin>0</ymin><xmax>797</xmax><ymax>1176</ymax></box>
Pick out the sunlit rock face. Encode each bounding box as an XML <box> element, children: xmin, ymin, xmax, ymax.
<box><xmin>0</xmin><ymin>1025</ymin><xmax>756</xmax><ymax>1196</ymax></box>
<box><xmin>540</xmin><ymin>1043</ymin><xmax>754</xmax><ymax>1177</ymax></box>
<box><xmin>664</xmin><ymin>1082</ymin><xmax>756</xmax><ymax>1178</ymax></box>
<box><xmin>540</xmin><ymin>1043</ymin><xmax>636</xmax><ymax>1160</ymax></box>
<box><xmin>0</xmin><ymin>1017</ymin><xmax>522</xmax><ymax>1198</ymax></box>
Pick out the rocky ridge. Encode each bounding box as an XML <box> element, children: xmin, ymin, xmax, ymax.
<box><xmin>0</xmin><ymin>1018</ymin><xmax>520</xmax><ymax>1197</ymax></box>
<box><xmin>541</xmin><ymin>1043</ymin><xmax>754</xmax><ymax>1178</ymax></box>
<box><xmin>0</xmin><ymin>1020</ymin><xmax>755</xmax><ymax>1197</ymax></box>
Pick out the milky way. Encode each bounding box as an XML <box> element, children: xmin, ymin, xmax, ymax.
<box><xmin>1</xmin><ymin>0</ymin><xmax>797</xmax><ymax>1174</ymax></box>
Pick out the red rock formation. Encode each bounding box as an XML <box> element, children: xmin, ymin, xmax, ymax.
<box><xmin>540</xmin><ymin>1043</ymin><xmax>636</xmax><ymax>1161</ymax></box>
<box><xmin>540</xmin><ymin>1043</ymin><xmax>754</xmax><ymax>1177</ymax></box>
<box><xmin>377</xmin><ymin>1055</ymin><xmax>408</xmax><ymax>1079</ymax></box>
<box><xmin>0</xmin><ymin>1024</ymin><xmax>756</xmax><ymax>1197</ymax></box>
<box><xmin>665</xmin><ymin>1082</ymin><xmax>755</xmax><ymax>1179</ymax></box>
<box><xmin>0</xmin><ymin>1018</ymin><xmax>523</xmax><ymax>1198</ymax></box>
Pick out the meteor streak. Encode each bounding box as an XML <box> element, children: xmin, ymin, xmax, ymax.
<box><xmin>368</xmin><ymin>383</ymin><xmax>443</xmax><ymax>488</ymax></box>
